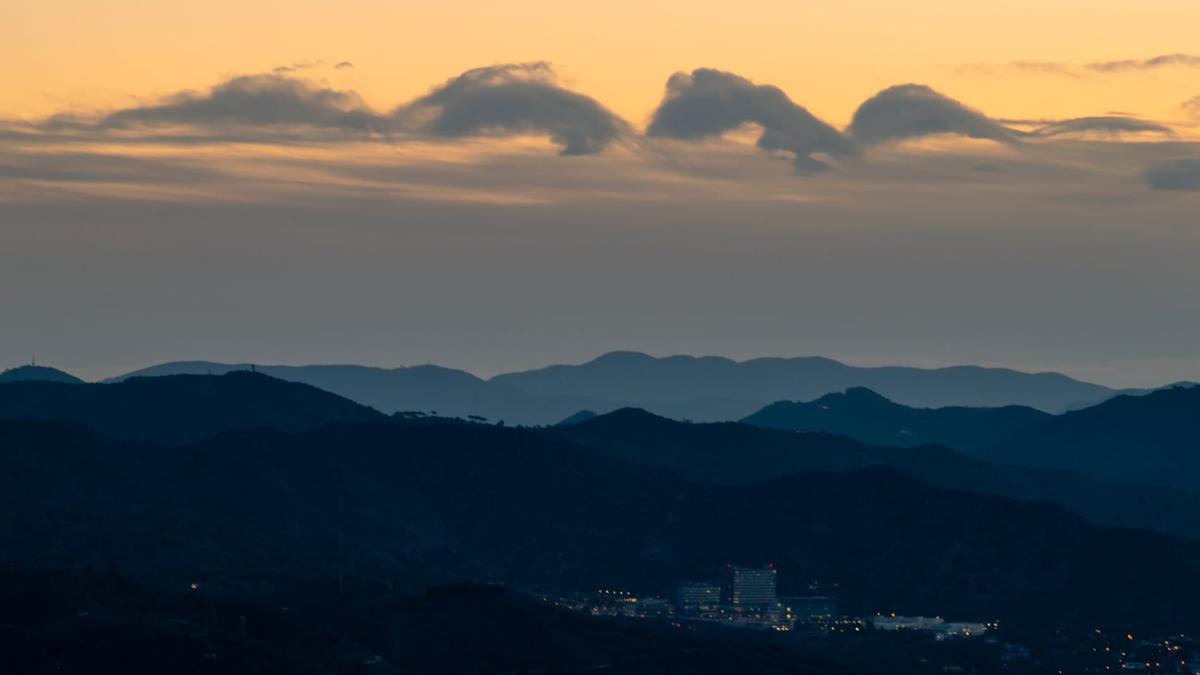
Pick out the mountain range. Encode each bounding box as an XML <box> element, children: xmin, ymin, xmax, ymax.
<box><xmin>104</xmin><ymin>350</ymin><xmax>1122</xmax><ymax>424</ymax></box>
<box><xmin>491</xmin><ymin>351</ymin><xmax>1117</xmax><ymax>413</ymax></box>
<box><xmin>7</xmin><ymin>359</ymin><xmax>1198</xmax><ymax>496</ymax></box>
<box><xmin>552</xmin><ymin>406</ymin><xmax>1200</xmax><ymax>539</ymax></box>
<box><xmin>3</xmin><ymin>415</ymin><xmax>1199</xmax><ymax>634</ymax></box>
<box><xmin>2</xmin><ymin>369</ymin><xmax>1200</xmax><ymax>642</ymax></box>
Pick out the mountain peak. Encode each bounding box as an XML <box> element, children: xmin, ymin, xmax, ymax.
<box><xmin>587</xmin><ymin>351</ymin><xmax>657</xmax><ymax>365</ymax></box>
<box><xmin>574</xmin><ymin>407</ymin><xmax>677</xmax><ymax>429</ymax></box>
<box><xmin>555</xmin><ymin>409</ymin><xmax>599</xmax><ymax>426</ymax></box>
<box><xmin>0</xmin><ymin>365</ymin><xmax>84</xmax><ymax>385</ymax></box>
<box><xmin>596</xmin><ymin>406</ymin><xmax>672</xmax><ymax>422</ymax></box>
<box><xmin>817</xmin><ymin>387</ymin><xmax>894</xmax><ymax>406</ymax></box>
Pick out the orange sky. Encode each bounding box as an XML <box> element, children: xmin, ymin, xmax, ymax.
<box><xmin>4</xmin><ymin>0</ymin><xmax>1200</xmax><ymax>126</ymax></box>
<box><xmin>3</xmin><ymin>0</ymin><xmax>1200</xmax><ymax>385</ymax></box>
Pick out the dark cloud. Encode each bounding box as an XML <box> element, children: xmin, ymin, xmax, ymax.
<box><xmin>848</xmin><ymin>84</ymin><xmax>1017</xmax><ymax>146</ymax></box>
<box><xmin>1145</xmin><ymin>159</ymin><xmax>1200</xmax><ymax>191</ymax></box>
<box><xmin>1033</xmin><ymin>116</ymin><xmax>1175</xmax><ymax>138</ymax></box>
<box><xmin>1086</xmin><ymin>54</ymin><xmax>1200</xmax><ymax>73</ymax></box>
<box><xmin>93</xmin><ymin>73</ymin><xmax>383</xmax><ymax>132</ymax></box>
<box><xmin>397</xmin><ymin>62</ymin><xmax>628</xmax><ymax>155</ymax></box>
<box><xmin>7</xmin><ymin>63</ymin><xmax>1184</xmax><ymax>184</ymax></box>
<box><xmin>646</xmin><ymin>68</ymin><xmax>853</xmax><ymax>174</ymax></box>
<box><xmin>334</xmin><ymin>61</ymin><xmax>354</xmax><ymax>70</ymax></box>
<box><xmin>22</xmin><ymin>64</ymin><xmax>629</xmax><ymax>157</ymax></box>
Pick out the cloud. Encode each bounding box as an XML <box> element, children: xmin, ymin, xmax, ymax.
<box><xmin>82</xmin><ymin>73</ymin><xmax>383</xmax><ymax>133</ymax></box>
<box><xmin>334</xmin><ymin>61</ymin><xmax>354</xmax><ymax>70</ymax></box>
<box><xmin>1033</xmin><ymin>116</ymin><xmax>1175</xmax><ymax>139</ymax></box>
<box><xmin>5</xmin><ymin>62</ymin><xmax>1188</xmax><ymax>190</ymax></box>
<box><xmin>848</xmin><ymin>84</ymin><xmax>1017</xmax><ymax>146</ymax></box>
<box><xmin>396</xmin><ymin>62</ymin><xmax>628</xmax><ymax>155</ymax></box>
<box><xmin>1145</xmin><ymin>159</ymin><xmax>1200</xmax><ymax>191</ymax></box>
<box><xmin>1184</xmin><ymin>96</ymin><xmax>1200</xmax><ymax>119</ymax></box>
<box><xmin>1087</xmin><ymin>54</ymin><xmax>1200</xmax><ymax>73</ymax></box>
<box><xmin>0</xmin><ymin>151</ymin><xmax>222</xmax><ymax>185</ymax></box>
<box><xmin>272</xmin><ymin>61</ymin><xmax>323</xmax><ymax>74</ymax></box>
<box><xmin>20</xmin><ymin>64</ymin><xmax>629</xmax><ymax>157</ymax></box>
<box><xmin>1010</xmin><ymin>61</ymin><xmax>1085</xmax><ymax>78</ymax></box>
<box><xmin>646</xmin><ymin>68</ymin><xmax>853</xmax><ymax>174</ymax></box>
<box><xmin>963</xmin><ymin>54</ymin><xmax>1200</xmax><ymax>78</ymax></box>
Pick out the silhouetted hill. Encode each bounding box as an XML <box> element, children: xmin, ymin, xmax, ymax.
<box><xmin>3</xmin><ymin>420</ymin><xmax>1199</xmax><ymax>633</ymax></box>
<box><xmin>553</xmin><ymin>408</ymin><xmax>1200</xmax><ymax>539</ymax></box>
<box><xmin>742</xmin><ymin>388</ymin><xmax>1050</xmax><ymax>450</ymax></box>
<box><xmin>0</xmin><ymin>364</ymin><xmax>83</xmax><ymax>384</ymax></box>
<box><xmin>981</xmin><ymin>385</ymin><xmax>1200</xmax><ymax>489</ymax></box>
<box><xmin>1059</xmin><ymin>380</ymin><xmax>1200</xmax><ymax>411</ymax></box>
<box><xmin>491</xmin><ymin>351</ymin><xmax>1114</xmax><ymax>416</ymax></box>
<box><xmin>0</xmin><ymin>372</ymin><xmax>385</xmax><ymax>444</ymax></box>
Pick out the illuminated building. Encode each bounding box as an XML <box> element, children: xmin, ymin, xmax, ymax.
<box><xmin>721</xmin><ymin>565</ymin><xmax>778</xmax><ymax>612</ymax></box>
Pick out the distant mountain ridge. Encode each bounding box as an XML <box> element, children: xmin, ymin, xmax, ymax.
<box><xmin>741</xmin><ymin>387</ymin><xmax>1051</xmax><ymax>450</ymax></box>
<box><xmin>109</xmin><ymin>361</ymin><xmax>588</xmax><ymax>425</ymax></box>
<box><xmin>110</xmin><ymin>351</ymin><xmax>1118</xmax><ymax>424</ymax></box>
<box><xmin>492</xmin><ymin>351</ymin><xmax>1114</xmax><ymax>414</ymax></box>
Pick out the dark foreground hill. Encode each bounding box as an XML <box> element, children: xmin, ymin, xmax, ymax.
<box><xmin>980</xmin><ymin>385</ymin><xmax>1200</xmax><ymax>490</ymax></box>
<box><xmin>742</xmin><ymin>387</ymin><xmax>1050</xmax><ymax>450</ymax></box>
<box><xmin>0</xmin><ymin>569</ymin><xmax>860</xmax><ymax>675</ymax></box>
<box><xmin>2</xmin><ymin>420</ymin><xmax>1199</xmax><ymax>634</ymax></box>
<box><xmin>0</xmin><ymin>372</ymin><xmax>386</xmax><ymax>444</ymax></box>
<box><xmin>0</xmin><ymin>364</ymin><xmax>84</xmax><ymax>384</ymax></box>
<box><xmin>552</xmin><ymin>408</ymin><xmax>1200</xmax><ymax>539</ymax></box>
<box><xmin>7</xmin><ymin>370</ymin><xmax>1199</xmax><ymax>538</ymax></box>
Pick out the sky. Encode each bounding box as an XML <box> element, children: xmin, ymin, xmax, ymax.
<box><xmin>2</xmin><ymin>0</ymin><xmax>1200</xmax><ymax>385</ymax></box>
